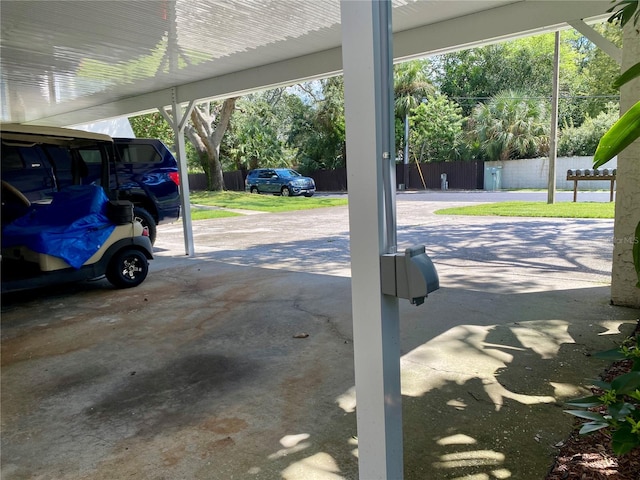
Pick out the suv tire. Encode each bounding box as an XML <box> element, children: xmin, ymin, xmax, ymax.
<box><xmin>133</xmin><ymin>206</ymin><xmax>156</xmax><ymax>245</ymax></box>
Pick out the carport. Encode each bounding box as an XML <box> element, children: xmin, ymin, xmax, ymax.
<box><xmin>1</xmin><ymin>1</ymin><xmax>639</xmax><ymax>479</ymax></box>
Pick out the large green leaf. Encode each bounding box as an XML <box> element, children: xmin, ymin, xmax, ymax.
<box><xmin>607</xmin><ymin>0</ymin><xmax>640</xmax><ymax>27</ymax></box>
<box><xmin>564</xmin><ymin>410</ymin><xmax>608</xmax><ymax>422</ymax></box>
<box><xmin>611</xmin><ymin>371</ymin><xmax>640</xmax><ymax>394</ymax></box>
<box><xmin>565</xmin><ymin>395</ymin><xmax>603</xmax><ymax>408</ymax></box>
<box><xmin>580</xmin><ymin>421</ymin><xmax>610</xmax><ymax>434</ymax></box>
<box><xmin>612</xmin><ymin>427</ymin><xmax>640</xmax><ymax>455</ymax></box>
<box><xmin>608</xmin><ymin>401</ymin><xmax>636</xmax><ymax>421</ymax></box>
<box><xmin>592</xmin><ymin>380</ymin><xmax>613</xmax><ymax>391</ymax></box>
<box><xmin>613</xmin><ymin>62</ymin><xmax>640</xmax><ymax>89</ymax></box>
<box><xmin>594</xmin><ymin>348</ymin><xmax>628</xmax><ymax>361</ymax></box>
<box><xmin>593</xmin><ymin>101</ymin><xmax>640</xmax><ymax>168</ymax></box>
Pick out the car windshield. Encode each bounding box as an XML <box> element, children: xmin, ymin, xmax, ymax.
<box><xmin>278</xmin><ymin>169</ymin><xmax>301</xmax><ymax>178</ymax></box>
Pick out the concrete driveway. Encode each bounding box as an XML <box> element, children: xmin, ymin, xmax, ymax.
<box><xmin>2</xmin><ymin>191</ymin><xmax>637</xmax><ymax>480</ymax></box>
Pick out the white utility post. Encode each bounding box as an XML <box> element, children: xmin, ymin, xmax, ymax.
<box><xmin>547</xmin><ymin>31</ymin><xmax>560</xmax><ymax>204</ymax></box>
<box><xmin>341</xmin><ymin>1</ymin><xmax>403</xmax><ymax>479</ymax></box>
<box><xmin>159</xmin><ymin>92</ymin><xmax>196</xmax><ymax>256</ymax></box>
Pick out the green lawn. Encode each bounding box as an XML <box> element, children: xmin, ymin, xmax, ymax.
<box><xmin>189</xmin><ymin>191</ymin><xmax>348</xmax><ymax>217</ymax></box>
<box><xmin>190</xmin><ymin>208</ymin><xmax>243</xmax><ymax>220</ymax></box>
<box><xmin>435</xmin><ymin>201</ymin><xmax>615</xmax><ymax>219</ymax></box>
<box><xmin>188</xmin><ymin>194</ymin><xmax>614</xmax><ymax>220</ymax></box>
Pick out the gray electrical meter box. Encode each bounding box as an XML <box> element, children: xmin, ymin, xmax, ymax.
<box><xmin>380</xmin><ymin>245</ymin><xmax>439</xmax><ymax>306</ymax></box>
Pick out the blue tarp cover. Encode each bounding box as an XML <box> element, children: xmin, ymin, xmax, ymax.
<box><xmin>2</xmin><ymin>185</ymin><xmax>116</xmax><ymax>269</ymax></box>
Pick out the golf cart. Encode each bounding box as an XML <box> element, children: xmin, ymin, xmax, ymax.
<box><xmin>1</xmin><ymin>124</ymin><xmax>153</xmax><ymax>293</ymax></box>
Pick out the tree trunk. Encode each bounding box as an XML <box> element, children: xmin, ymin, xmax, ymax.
<box><xmin>209</xmin><ymin>148</ymin><xmax>225</xmax><ymax>191</ymax></box>
<box><xmin>185</xmin><ymin>98</ymin><xmax>237</xmax><ymax>191</ymax></box>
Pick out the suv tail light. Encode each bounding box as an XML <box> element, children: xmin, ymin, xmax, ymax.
<box><xmin>168</xmin><ymin>171</ymin><xmax>180</xmax><ymax>186</ymax></box>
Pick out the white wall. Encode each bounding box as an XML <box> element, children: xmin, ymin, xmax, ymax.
<box><xmin>485</xmin><ymin>156</ymin><xmax>618</xmax><ymax>190</ymax></box>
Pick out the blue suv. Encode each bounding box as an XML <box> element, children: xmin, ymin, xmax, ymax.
<box><xmin>1</xmin><ymin>137</ymin><xmax>180</xmax><ymax>244</ymax></box>
<box><xmin>245</xmin><ymin>168</ymin><xmax>315</xmax><ymax>197</ymax></box>
<box><xmin>111</xmin><ymin>138</ymin><xmax>181</xmax><ymax>244</ymax></box>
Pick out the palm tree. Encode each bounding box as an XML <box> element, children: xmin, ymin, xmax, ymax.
<box><xmin>469</xmin><ymin>90</ymin><xmax>549</xmax><ymax>161</ymax></box>
<box><xmin>394</xmin><ymin>61</ymin><xmax>433</xmax><ymax>185</ymax></box>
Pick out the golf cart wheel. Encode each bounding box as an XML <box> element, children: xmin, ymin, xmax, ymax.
<box><xmin>133</xmin><ymin>206</ymin><xmax>157</xmax><ymax>245</ymax></box>
<box><xmin>106</xmin><ymin>248</ymin><xmax>149</xmax><ymax>288</ymax></box>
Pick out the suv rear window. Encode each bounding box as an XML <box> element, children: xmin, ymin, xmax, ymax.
<box><xmin>3</xmin><ymin>146</ymin><xmax>46</xmax><ymax>170</ymax></box>
<box><xmin>78</xmin><ymin>147</ymin><xmax>104</xmax><ymax>165</ymax></box>
<box><xmin>2</xmin><ymin>147</ymin><xmax>25</xmax><ymax>170</ymax></box>
<box><xmin>116</xmin><ymin>144</ymin><xmax>161</xmax><ymax>163</ymax></box>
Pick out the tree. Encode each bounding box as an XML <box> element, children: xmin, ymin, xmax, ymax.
<box><xmin>288</xmin><ymin>77</ymin><xmax>346</xmax><ymax>172</ymax></box>
<box><xmin>394</xmin><ymin>60</ymin><xmax>433</xmax><ymax>165</ymax></box>
<box><xmin>430</xmin><ymin>32</ymin><xmax>599</xmax><ymax>128</ymax></box>
<box><xmin>432</xmin><ymin>42</ymin><xmax>559</xmax><ymax>116</ymax></box>
<box><xmin>225</xmin><ymin>90</ymin><xmax>292</xmax><ymax>170</ymax></box>
<box><xmin>184</xmin><ymin>98</ymin><xmax>237</xmax><ymax>191</ymax></box>
<box><xmin>558</xmin><ymin>104</ymin><xmax>618</xmax><ymax>156</ymax></box>
<box><xmin>129</xmin><ymin>111</ymin><xmax>201</xmax><ymax>171</ymax></box>
<box><xmin>468</xmin><ymin>90</ymin><xmax>549</xmax><ymax>161</ymax></box>
<box><xmin>570</xmin><ymin>22</ymin><xmax>622</xmax><ymax>122</ymax></box>
<box><xmin>408</xmin><ymin>93</ymin><xmax>465</xmax><ymax>163</ymax></box>
<box><xmin>129</xmin><ymin>112</ymin><xmax>174</xmax><ymax>145</ymax></box>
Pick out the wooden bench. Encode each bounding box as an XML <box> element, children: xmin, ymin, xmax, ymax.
<box><xmin>566</xmin><ymin>168</ymin><xmax>616</xmax><ymax>202</ymax></box>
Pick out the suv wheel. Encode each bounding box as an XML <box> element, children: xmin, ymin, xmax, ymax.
<box><xmin>281</xmin><ymin>186</ymin><xmax>291</xmax><ymax>197</ymax></box>
<box><xmin>133</xmin><ymin>206</ymin><xmax>156</xmax><ymax>245</ymax></box>
<box><xmin>106</xmin><ymin>248</ymin><xmax>149</xmax><ymax>288</ymax></box>
<box><xmin>250</xmin><ymin>186</ymin><xmax>259</xmax><ymax>194</ymax></box>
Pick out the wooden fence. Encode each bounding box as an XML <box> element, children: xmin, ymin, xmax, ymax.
<box><xmin>399</xmin><ymin>161</ymin><xmax>484</xmax><ymax>190</ymax></box>
<box><xmin>188</xmin><ymin>161</ymin><xmax>484</xmax><ymax>192</ymax></box>
<box><xmin>188</xmin><ymin>171</ymin><xmax>245</xmax><ymax>191</ymax></box>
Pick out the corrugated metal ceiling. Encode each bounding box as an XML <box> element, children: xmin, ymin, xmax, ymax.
<box><xmin>0</xmin><ymin>1</ymin><xmax>610</xmax><ymax>126</ymax></box>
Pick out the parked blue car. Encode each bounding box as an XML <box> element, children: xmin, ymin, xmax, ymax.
<box><xmin>245</xmin><ymin>168</ymin><xmax>315</xmax><ymax>197</ymax></box>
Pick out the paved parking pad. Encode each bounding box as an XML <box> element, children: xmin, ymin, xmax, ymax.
<box><xmin>2</xmin><ymin>193</ymin><xmax>638</xmax><ymax>479</ymax></box>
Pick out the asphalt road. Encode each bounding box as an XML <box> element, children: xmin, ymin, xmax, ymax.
<box><xmin>154</xmin><ymin>190</ymin><xmax>616</xmax><ymax>288</ymax></box>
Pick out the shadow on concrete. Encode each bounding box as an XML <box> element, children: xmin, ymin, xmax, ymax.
<box><xmin>399</xmin><ymin>219</ymin><xmax>613</xmax><ymax>279</ymax></box>
<box><xmin>399</xmin><ymin>293</ymin><xmax>637</xmax><ymax>479</ymax></box>
<box><xmin>1</xmin><ymin>252</ymin><xmax>637</xmax><ymax>479</ymax></box>
<box><xmin>165</xmin><ymin>217</ymin><xmax>613</xmax><ymax>292</ymax></box>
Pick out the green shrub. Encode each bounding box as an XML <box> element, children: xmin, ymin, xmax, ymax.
<box><xmin>565</xmin><ymin>335</ymin><xmax>640</xmax><ymax>455</ymax></box>
<box><xmin>558</xmin><ymin>104</ymin><xmax>618</xmax><ymax>156</ymax></box>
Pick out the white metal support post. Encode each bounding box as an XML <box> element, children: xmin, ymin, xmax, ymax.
<box><xmin>341</xmin><ymin>1</ymin><xmax>403</xmax><ymax>479</ymax></box>
<box><xmin>547</xmin><ymin>31</ymin><xmax>560</xmax><ymax>205</ymax></box>
<box><xmin>158</xmin><ymin>93</ymin><xmax>196</xmax><ymax>256</ymax></box>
